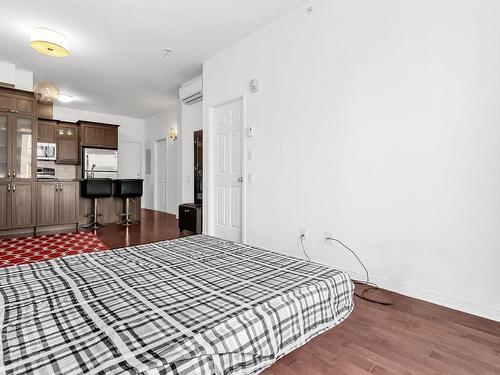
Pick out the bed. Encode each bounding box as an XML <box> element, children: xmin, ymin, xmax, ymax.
<box><xmin>0</xmin><ymin>235</ymin><xmax>354</xmax><ymax>375</ymax></box>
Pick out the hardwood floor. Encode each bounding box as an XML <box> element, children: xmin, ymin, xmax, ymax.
<box><xmin>263</xmin><ymin>286</ymin><xmax>500</xmax><ymax>375</ymax></box>
<box><xmin>94</xmin><ymin>208</ymin><xmax>184</xmax><ymax>248</ymax></box>
<box><xmin>92</xmin><ymin>209</ymin><xmax>500</xmax><ymax>374</ymax></box>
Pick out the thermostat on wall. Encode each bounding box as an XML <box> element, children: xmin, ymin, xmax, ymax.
<box><xmin>247</xmin><ymin>126</ymin><xmax>255</xmax><ymax>137</ymax></box>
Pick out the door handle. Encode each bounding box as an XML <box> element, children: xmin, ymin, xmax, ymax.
<box><xmin>12</xmin><ymin>183</ymin><xmax>15</xmax><ymax>192</ymax></box>
<box><xmin>7</xmin><ymin>170</ymin><xmax>10</xmax><ymax>178</ymax></box>
<box><xmin>59</xmin><ymin>183</ymin><xmax>63</xmax><ymax>191</ymax></box>
<box><xmin>7</xmin><ymin>183</ymin><xmax>10</xmax><ymax>193</ymax></box>
<box><xmin>55</xmin><ymin>184</ymin><xmax>59</xmax><ymax>192</ymax></box>
<box><xmin>12</xmin><ymin>170</ymin><xmax>16</xmax><ymax>178</ymax></box>
<box><xmin>237</xmin><ymin>177</ymin><xmax>243</xmax><ymax>183</ymax></box>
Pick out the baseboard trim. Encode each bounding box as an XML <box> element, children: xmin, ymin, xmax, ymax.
<box><xmin>342</xmin><ymin>268</ymin><xmax>500</xmax><ymax>322</ymax></box>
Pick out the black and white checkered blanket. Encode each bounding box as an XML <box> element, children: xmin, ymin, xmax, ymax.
<box><xmin>0</xmin><ymin>235</ymin><xmax>354</xmax><ymax>375</ymax></box>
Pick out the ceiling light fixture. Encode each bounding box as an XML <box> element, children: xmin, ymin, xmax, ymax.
<box><xmin>30</xmin><ymin>27</ymin><xmax>69</xmax><ymax>57</ymax></box>
<box><xmin>33</xmin><ymin>81</ymin><xmax>60</xmax><ymax>103</ymax></box>
<box><xmin>57</xmin><ymin>94</ymin><xmax>74</xmax><ymax>103</ymax></box>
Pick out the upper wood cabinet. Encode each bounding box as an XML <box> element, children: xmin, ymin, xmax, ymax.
<box><xmin>55</xmin><ymin>122</ymin><xmax>78</xmax><ymax>164</ymax></box>
<box><xmin>0</xmin><ymin>89</ymin><xmax>37</xmax><ymax>117</ymax></box>
<box><xmin>37</xmin><ymin>119</ymin><xmax>57</xmax><ymax>142</ymax></box>
<box><xmin>78</xmin><ymin>121</ymin><xmax>119</xmax><ymax>149</ymax></box>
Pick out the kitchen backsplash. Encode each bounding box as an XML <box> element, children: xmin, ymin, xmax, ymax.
<box><xmin>37</xmin><ymin>161</ymin><xmax>77</xmax><ymax>179</ymax></box>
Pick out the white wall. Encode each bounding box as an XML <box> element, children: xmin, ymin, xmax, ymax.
<box><xmin>144</xmin><ymin>105</ymin><xmax>180</xmax><ymax>214</ymax></box>
<box><xmin>180</xmin><ymin>99</ymin><xmax>203</xmax><ymax>203</ymax></box>
<box><xmin>0</xmin><ymin>61</ymin><xmax>33</xmax><ymax>90</ymax></box>
<box><xmin>203</xmin><ymin>0</ymin><xmax>500</xmax><ymax>321</ymax></box>
<box><xmin>53</xmin><ymin>105</ymin><xmax>147</xmax><ymax>204</ymax></box>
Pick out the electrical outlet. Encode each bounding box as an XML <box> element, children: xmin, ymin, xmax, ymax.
<box><xmin>325</xmin><ymin>232</ymin><xmax>333</xmax><ymax>245</ymax></box>
<box><xmin>300</xmin><ymin>228</ymin><xmax>307</xmax><ymax>240</ymax></box>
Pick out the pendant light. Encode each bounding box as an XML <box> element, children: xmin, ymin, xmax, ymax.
<box><xmin>33</xmin><ymin>81</ymin><xmax>59</xmax><ymax>103</ymax></box>
<box><xmin>30</xmin><ymin>27</ymin><xmax>69</xmax><ymax>57</ymax></box>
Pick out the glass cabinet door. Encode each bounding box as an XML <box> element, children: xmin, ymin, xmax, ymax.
<box><xmin>13</xmin><ymin>117</ymin><xmax>33</xmax><ymax>179</ymax></box>
<box><xmin>0</xmin><ymin>115</ymin><xmax>8</xmax><ymax>179</ymax></box>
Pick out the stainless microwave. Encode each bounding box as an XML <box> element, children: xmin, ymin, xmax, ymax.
<box><xmin>37</xmin><ymin>142</ymin><xmax>57</xmax><ymax>161</ymax></box>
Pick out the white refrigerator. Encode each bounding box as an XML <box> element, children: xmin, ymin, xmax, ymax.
<box><xmin>83</xmin><ymin>148</ymin><xmax>118</xmax><ymax>179</ymax></box>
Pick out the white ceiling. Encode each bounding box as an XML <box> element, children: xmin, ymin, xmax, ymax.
<box><xmin>0</xmin><ymin>0</ymin><xmax>305</xmax><ymax>118</ymax></box>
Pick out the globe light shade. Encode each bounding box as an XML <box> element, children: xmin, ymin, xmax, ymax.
<box><xmin>30</xmin><ymin>27</ymin><xmax>69</xmax><ymax>57</ymax></box>
<box><xmin>33</xmin><ymin>81</ymin><xmax>60</xmax><ymax>103</ymax></box>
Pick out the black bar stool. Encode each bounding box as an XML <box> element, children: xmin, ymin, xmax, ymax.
<box><xmin>114</xmin><ymin>179</ymin><xmax>143</xmax><ymax>226</ymax></box>
<box><xmin>80</xmin><ymin>178</ymin><xmax>112</xmax><ymax>230</ymax></box>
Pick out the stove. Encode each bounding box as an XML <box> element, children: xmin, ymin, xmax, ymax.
<box><xmin>36</xmin><ymin>167</ymin><xmax>56</xmax><ymax>179</ymax></box>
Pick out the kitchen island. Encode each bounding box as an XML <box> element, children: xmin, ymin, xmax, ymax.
<box><xmin>79</xmin><ymin>179</ymin><xmax>142</xmax><ymax>226</ymax></box>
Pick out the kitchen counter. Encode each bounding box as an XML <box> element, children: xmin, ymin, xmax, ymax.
<box><xmin>37</xmin><ymin>178</ymin><xmax>80</xmax><ymax>182</ymax></box>
<box><xmin>78</xmin><ymin>179</ymin><xmax>141</xmax><ymax>225</ymax></box>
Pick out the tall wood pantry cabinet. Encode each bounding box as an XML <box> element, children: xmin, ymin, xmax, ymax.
<box><xmin>0</xmin><ymin>87</ymin><xmax>37</xmax><ymax>230</ymax></box>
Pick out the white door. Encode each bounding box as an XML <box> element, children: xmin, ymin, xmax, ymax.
<box><xmin>156</xmin><ymin>139</ymin><xmax>168</xmax><ymax>212</ymax></box>
<box><xmin>213</xmin><ymin>99</ymin><xmax>243</xmax><ymax>242</ymax></box>
<box><xmin>118</xmin><ymin>141</ymin><xmax>141</xmax><ymax>178</ymax></box>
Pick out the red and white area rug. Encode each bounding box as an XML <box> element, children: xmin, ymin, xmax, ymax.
<box><xmin>0</xmin><ymin>231</ymin><xmax>109</xmax><ymax>268</ymax></box>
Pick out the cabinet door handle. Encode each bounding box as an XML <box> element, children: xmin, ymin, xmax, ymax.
<box><xmin>55</xmin><ymin>184</ymin><xmax>59</xmax><ymax>192</ymax></box>
<box><xmin>59</xmin><ymin>183</ymin><xmax>63</xmax><ymax>191</ymax></box>
<box><xmin>7</xmin><ymin>170</ymin><xmax>10</xmax><ymax>178</ymax></box>
<box><xmin>7</xmin><ymin>183</ymin><xmax>10</xmax><ymax>193</ymax></box>
<box><xmin>12</xmin><ymin>183</ymin><xmax>15</xmax><ymax>192</ymax></box>
<box><xmin>12</xmin><ymin>170</ymin><xmax>16</xmax><ymax>178</ymax></box>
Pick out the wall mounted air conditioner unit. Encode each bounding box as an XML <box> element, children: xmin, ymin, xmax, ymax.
<box><xmin>179</xmin><ymin>76</ymin><xmax>203</xmax><ymax>105</ymax></box>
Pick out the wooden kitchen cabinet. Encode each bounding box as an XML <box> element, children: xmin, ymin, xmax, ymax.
<box><xmin>37</xmin><ymin>181</ymin><xmax>79</xmax><ymax>227</ymax></box>
<box><xmin>78</xmin><ymin>121</ymin><xmax>119</xmax><ymax>149</ymax></box>
<box><xmin>58</xmin><ymin>182</ymin><xmax>79</xmax><ymax>224</ymax></box>
<box><xmin>36</xmin><ymin>182</ymin><xmax>58</xmax><ymax>226</ymax></box>
<box><xmin>56</xmin><ymin>122</ymin><xmax>78</xmax><ymax>164</ymax></box>
<box><xmin>11</xmin><ymin>182</ymin><xmax>36</xmax><ymax>229</ymax></box>
<box><xmin>0</xmin><ymin>89</ymin><xmax>37</xmax><ymax>116</ymax></box>
<box><xmin>37</xmin><ymin>119</ymin><xmax>56</xmax><ymax>142</ymax></box>
<box><xmin>0</xmin><ymin>182</ymin><xmax>11</xmax><ymax>230</ymax></box>
<box><xmin>0</xmin><ymin>87</ymin><xmax>37</xmax><ymax>182</ymax></box>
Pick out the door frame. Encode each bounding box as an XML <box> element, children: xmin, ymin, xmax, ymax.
<box><xmin>205</xmin><ymin>94</ymin><xmax>247</xmax><ymax>243</ymax></box>
<box><xmin>154</xmin><ymin>138</ymin><xmax>168</xmax><ymax>212</ymax></box>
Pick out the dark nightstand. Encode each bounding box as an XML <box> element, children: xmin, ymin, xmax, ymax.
<box><xmin>179</xmin><ymin>203</ymin><xmax>202</xmax><ymax>234</ymax></box>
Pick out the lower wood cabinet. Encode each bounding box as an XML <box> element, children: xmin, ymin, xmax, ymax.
<box><xmin>37</xmin><ymin>181</ymin><xmax>79</xmax><ymax>226</ymax></box>
<box><xmin>0</xmin><ymin>183</ymin><xmax>11</xmax><ymax>230</ymax></box>
<box><xmin>0</xmin><ymin>182</ymin><xmax>36</xmax><ymax>230</ymax></box>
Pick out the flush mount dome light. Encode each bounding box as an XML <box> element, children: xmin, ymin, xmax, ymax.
<box><xmin>30</xmin><ymin>27</ymin><xmax>69</xmax><ymax>57</ymax></box>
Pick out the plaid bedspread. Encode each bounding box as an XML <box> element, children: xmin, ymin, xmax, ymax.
<box><xmin>0</xmin><ymin>235</ymin><xmax>354</xmax><ymax>375</ymax></box>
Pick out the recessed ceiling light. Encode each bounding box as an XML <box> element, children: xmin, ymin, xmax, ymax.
<box><xmin>57</xmin><ymin>94</ymin><xmax>75</xmax><ymax>103</ymax></box>
<box><xmin>30</xmin><ymin>27</ymin><xmax>69</xmax><ymax>57</ymax></box>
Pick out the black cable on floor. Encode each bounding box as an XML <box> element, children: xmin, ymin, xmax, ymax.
<box><xmin>300</xmin><ymin>234</ymin><xmax>393</xmax><ymax>306</ymax></box>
